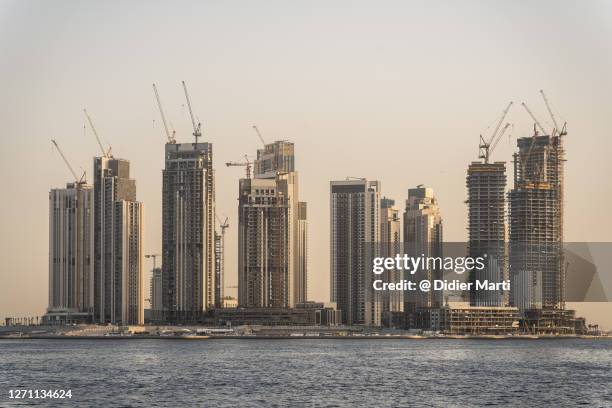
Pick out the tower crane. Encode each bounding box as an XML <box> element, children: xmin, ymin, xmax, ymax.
<box><xmin>51</xmin><ymin>139</ymin><xmax>85</xmax><ymax>183</ymax></box>
<box><xmin>252</xmin><ymin>125</ymin><xmax>266</xmax><ymax>146</ymax></box>
<box><xmin>478</xmin><ymin>101</ymin><xmax>513</xmax><ymax>163</ymax></box>
<box><xmin>521</xmin><ymin>102</ymin><xmax>547</xmax><ymax>136</ymax></box>
<box><xmin>83</xmin><ymin>109</ymin><xmax>113</xmax><ymax>157</ymax></box>
<box><xmin>226</xmin><ymin>155</ymin><xmax>252</xmax><ymax>179</ymax></box>
<box><xmin>152</xmin><ymin>83</ymin><xmax>176</xmax><ymax>144</ymax></box>
<box><xmin>540</xmin><ymin>89</ymin><xmax>567</xmax><ymax>136</ymax></box>
<box><xmin>145</xmin><ymin>254</ymin><xmax>162</xmax><ymax>270</ymax></box>
<box><xmin>83</xmin><ymin>109</ymin><xmax>112</xmax><ymax>158</ymax></box>
<box><xmin>181</xmin><ymin>80</ymin><xmax>201</xmax><ymax>145</ymax></box>
<box><xmin>216</xmin><ymin>214</ymin><xmax>229</xmax><ymax>234</ymax></box>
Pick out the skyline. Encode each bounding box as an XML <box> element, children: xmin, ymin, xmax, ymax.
<box><xmin>1</xmin><ymin>1</ymin><xmax>611</xmax><ymax>328</ymax></box>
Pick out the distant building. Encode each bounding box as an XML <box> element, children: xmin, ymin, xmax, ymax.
<box><xmin>296</xmin><ymin>202</ymin><xmax>308</xmax><ymax>304</ymax></box>
<box><xmin>162</xmin><ymin>142</ymin><xmax>215</xmax><ymax>320</ymax></box>
<box><xmin>93</xmin><ymin>157</ymin><xmax>144</xmax><ymax>325</ymax></box>
<box><xmin>213</xmin><ymin>303</ymin><xmax>340</xmax><ymax>327</ymax></box>
<box><xmin>330</xmin><ymin>179</ymin><xmax>381</xmax><ymax>326</ymax></box>
<box><xmin>221</xmin><ymin>296</ymin><xmax>238</xmax><ymax>308</ymax></box>
<box><xmin>435</xmin><ymin>302</ymin><xmax>520</xmax><ymax>335</ymax></box>
<box><xmin>150</xmin><ymin>267</ymin><xmax>162</xmax><ymax>312</ymax></box>
<box><xmin>380</xmin><ymin>197</ymin><xmax>403</xmax><ymax>325</ymax></box>
<box><xmin>466</xmin><ymin>162</ymin><xmax>507</xmax><ymax>307</ymax></box>
<box><xmin>214</xmin><ymin>231</ymin><xmax>224</xmax><ymax>308</ymax></box>
<box><xmin>403</xmin><ymin>186</ymin><xmax>442</xmax><ymax>328</ymax></box>
<box><xmin>238</xmin><ymin>140</ymin><xmax>307</xmax><ymax>308</ymax></box>
<box><xmin>48</xmin><ymin>181</ymin><xmax>94</xmax><ymax>317</ymax></box>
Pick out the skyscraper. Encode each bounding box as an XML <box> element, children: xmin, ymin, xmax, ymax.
<box><xmin>48</xmin><ymin>181</ymin><xmax>94</xmax><ymax>316</ymax></box>
<box><xmin>238</xmin><ymin>176</ymin><xmax>290</xmax><ymax>307</ymax></box>
<box><xmin>93</xmin><ymin>156</ymin><xmax>144</xmax><ymax>325</ymax></box>
<box><xmin>380</xmin><ymin>197</ymin><xmax>402</xmax><ymax>317</ymax></box>
<box><xmin>162</xmin><ymin>142</ymin><xmax>215</xmax><ymax>320</ymax></box>
<box><xmin>238</xmin><ymin>140</ymin><xmax>307</xmax><ymax>308</ymax></box>
<box><xmin>403</xmin><ymin>186</ymin><xmax>442</xmax><ymax>328</ymax></box>
<box><xmin>330</xmin><ymin>179</ymin><xmax>381</xmax><ymax>326</ymax></box>
<box><xmin>150</xmin><ymin>267</ymin><xmax>163</xmax><ymax>312</ymax></box>
<box><xmin>466</xmin><ymin>162</ymin><xmax>507</xmax><ymax>307</ymax></box>
<box><xmin>296</xmin><ymin>202</ymin><xmax>308</xmax><ymax>304</ymax></box>
<box><xmin>509</xmin><ymin>131</ymin><xmax>565</xmax><ymax>313</ymax></box>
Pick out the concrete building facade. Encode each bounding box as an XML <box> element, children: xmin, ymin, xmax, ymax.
<box><xmin>150</xmin><ymin>267</ymin><xmax>163</xmax><ymax>312</ymax></box>
<box><xmin>403</xmin><ymin>186</ymin><xmax>443</xmax><ymax>327</ymax></box>
<box><xmin>330</xmin><ymin>179</ymin><xmax>381</xmax><ymax>326</ymax></box>
<box><xmin>380</xmin><ymin>197</ymin><xmax>403</xmax><ymax>321</ymax></box>
<box><xmin>238</xmin><ymin>177</ymin><xmax>290</xmax><ymax>307</ymax></box>
<box><xmin>162</xmin><ymin>142</ymin><xmax>215</xmax><ymax>320</ymax></box>
<box><xmin>509</xmin><ymin>133</ymin><xmax>565</xmax><ymax>313</ymax></box>
<box><xmin>48</xmin><ymin>182</ymin><xmax>94</xmax><ymax>315</ymax></box>
<box><xmin>466</xmin><ymin>162</ymin><xmax>507</xmax><ymax>307</ymax></box>
<box><xmin>238</xmin><ymin>140</ymin><xmax>307</xmax><ymax>308</ymax></box>
<box><xmin>93</xmin><ymin>157</ymin><xmax>144</xmax><ymax>325</ymax></box>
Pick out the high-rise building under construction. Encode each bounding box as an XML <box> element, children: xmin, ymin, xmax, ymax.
<box><xmin>238</xmin><ymin>141</ymin><xmax>307</xmax><ymax>307</ymax></box>
<box><xmin>162</xmin><ymin>142</ymin><xmax>215</xmax><ymax>320</ymax></box>
<box><xmin>466</xmin><ymin>162</ymin><xmax>507</xmax><ymax>307</ymax></box>
<box><xmin>509</xmin><ymin>128</ymin><xmax>565</xmax><ymax>313</ymax></box>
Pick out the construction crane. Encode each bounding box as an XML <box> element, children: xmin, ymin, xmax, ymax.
<box><xmin>479</xmin><ymin>122</ymin><xmax>512</xmax><ymax>163</ymax></box>
<box><xmin>181</xmin><ymin>80</ymin><xmax>201</xmax><ymax>145</ymax></box>
<box><xmin>51</xmin><ymin>139</ymin><xmax>85</xmax><ymax>183</ymax></box>
<box><xmin>226</xmin><ymin>155</ymin><xmax>252</xmax><ymax>179</ymax></box>
<box><xmin>252</xmin><ymin>125</ymin><xmax>266</xmax><ymax>146</ymax></box>
<box><xmin>478</xmin><ymin>101</ymin><xmax>513</xmax><ymax>163</ymax></box>
<box><xmin>519</xmin><ymin>101</ymin><xmax>552</xmax><ymax>182</ymax></box>
<box><xmin>216</xmin><ymin>214</ymin><xmax>229</xmax><ymax>234</ymax></box>
<box><xmin>540</xmin><ymin>89</ymin><xmax>567</xmax><ymax>137</ymax></box>
<box><xmin>489</xmin><ymin>123</ymin><xmax>511</xmax><ymax>154</ymax></box>
<box><xmin>145</xmin><ymin>254</ymin><xmax>162</xmax><ymax>270</ymax></box>
<box><xmin>83</xmin><ymin>109</ymin><xmax>112</xmax><ymax>158</ymax></box>
<box><xmin>521</xmin><ymin>102</ymin><xmax>547</xmax><ymax>136</ymax></box>
<box><xmin>152</xmin><ymin>83</ymin><xmax>176</xmax><ymax>144</ymax></box>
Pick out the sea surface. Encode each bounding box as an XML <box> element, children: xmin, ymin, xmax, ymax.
<box><xmin>0</xmin><ymin>338</ymin><xmax>611</xmax><ymax>407</ymax></box>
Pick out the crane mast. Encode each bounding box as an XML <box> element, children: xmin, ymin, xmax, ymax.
<box><xmin>152</xmin><ymin>83</ymin><xmax>176</xmax><ymax>144</ymax></box>
<box><xmin>181</xmin><ymin>80</ymin><xmax>201</xmax><ymax>144</ymax></box>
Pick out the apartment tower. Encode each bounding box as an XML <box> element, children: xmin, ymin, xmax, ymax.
<box><xmin>330</xmin><ymin>179</ymin><xmax>381</xmax><ymax>326</ymax></box>
<box><xmin>93</xmin><ymin>156</ymin><xmax>144</xmax><ymax>325</ymax></box>
<box><xmin>162</xmin><ymin>142</ymin><xmax>215</xmax><ymax>320</ymax></box>
<box><xmin>380</xmin><ymin>197</ymin><xmax>403</xmax><ymax>318</ymax></box>
<box><xmin>403</xmin><ymin>186</ymin><xmax>443</xmax><ymax>327</ymax></box>
<box><xmin>48</xmin><ymin>181</ymin><xmax>94</xmax><ymax>316</ymax></box>
<box><xmin>238</xmin><ymin>140</ymin><xmax>307</xmax><ymax>307</ymax></box>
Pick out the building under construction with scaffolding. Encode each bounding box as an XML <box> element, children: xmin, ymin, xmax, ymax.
<box><xmin>509</xmin><ymin>117</ymin><xmax>566</xmax><ymax>314</ymax></box>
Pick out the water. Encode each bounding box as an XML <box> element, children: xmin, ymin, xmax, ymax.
<box><xmin>1</xmin><ymin>339</ymin><xmax>611</xmax><ymax>407</ymax></box>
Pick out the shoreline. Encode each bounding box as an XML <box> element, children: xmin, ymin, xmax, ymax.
<box><xmin>1</xmin><ymin>334</ymin><xmax>609</xmax><ymax>341</ymax></box>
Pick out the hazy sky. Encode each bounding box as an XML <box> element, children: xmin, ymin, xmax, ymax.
<box><xmin>1</xmin><ymin>1</ymin><xmax>611</xmax><ymax>327</ymax></box>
